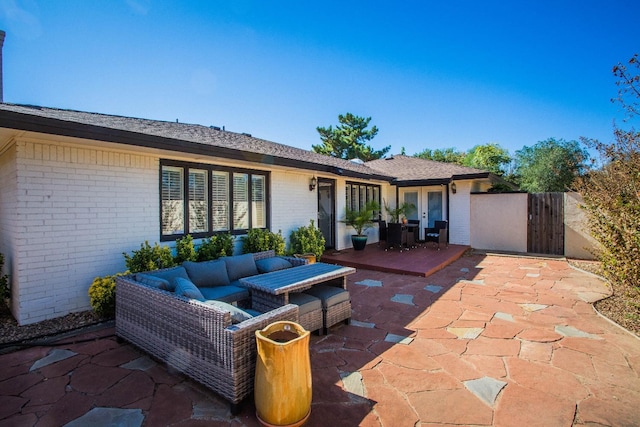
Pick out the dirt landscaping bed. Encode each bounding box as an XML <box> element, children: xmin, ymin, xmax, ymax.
<box><xmin>0</xmin><ymin>306</ymin><xmax>104</xmax><ymax>345</ymax></box>
<box><xmin>569</xmin><ymin>259</ymin><xmax>640</xmax><ymax>337</ymax></box>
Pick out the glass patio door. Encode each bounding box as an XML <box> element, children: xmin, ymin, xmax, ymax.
<box><xmin>317</xmin><ymin>179</ymin><xmax>335</xmax><ymax>249</ymax></box>
<box><xmin>427</xmin><ymin>191</ymin><xmax>443</xmax><ymax>228</ymax></box>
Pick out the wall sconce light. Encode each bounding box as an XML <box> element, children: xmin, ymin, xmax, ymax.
<box><xmin>309</xmin><ymin>176</ymin><xmax>317</xmax><ymax>191</ymax></box>
<box><xmin>451</xmin><ymin>182</ymin><xmax>457</xmax><ymax>194</ymax></box>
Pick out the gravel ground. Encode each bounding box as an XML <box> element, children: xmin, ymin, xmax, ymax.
<box><xmin>1</xmin><ymin>258</ymin><xmax>637</xmax><ymax>345</ymax></box>
<box><xmin>0</xmin><ymin>307</ymin><xmax>106</xmax><ymax>345</ymax></box>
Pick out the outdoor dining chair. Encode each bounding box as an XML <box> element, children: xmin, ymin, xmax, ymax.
<box><xmin>425</xmin><ymin>220</ymin><xmax>448</xmax><ymax>250</ymax></box>
<box><xmin>386</xmin><ymin>222</ymin><xmax>407</xmax><ymax>251</ymax></box>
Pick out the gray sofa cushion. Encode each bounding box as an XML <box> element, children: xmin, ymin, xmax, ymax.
<box><xmin>222</xmin><ymin>254</ymin><xmax>259</xmax><ymax>281</ymax></box>
<box><xmin>288</xmin><ymin>292</ymin><xmax>322</xmax><ymax>316</ymax></box>
<box><xmin>146</xmin><ymin>266</ymin><xmax>190</xmax><ymax>292</ymax></box>
<box><xmin>173</xmin><ymin>277</ymin><xmax>205</xmax><ymax>301</ymax></box>
<box><xmin>304</xmin><ymin>285</ymin><xmax>350</xmax><ymax>308</ymax></box>
<box><xmin>255</xmin><ymin>257</ymin><xmax>293</xmax><ymax>274</ymax></box>
<box><xmin>199</xmin><ymin>285</ymin><xmax>249</xmax><ymax>304</ymax></box>
<box><xmin>182</xmin><ymin>260</ymin><xmax>231</xmax><ymax>287</ymax></box>
<box><xmin>135</xmin><ymin>273</ymin><xmax>170</xmax><ymax>290</ymax></box>
<box><xmin>203</xmin><ymin>300</ymin><xmax>253</xmax><ymax>324</ymax></box>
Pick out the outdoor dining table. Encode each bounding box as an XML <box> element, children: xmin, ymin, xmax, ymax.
<box><xmin>239</xmin><ymin>262</ymin><xmax>356</xmax><ymax>312</ymax></box>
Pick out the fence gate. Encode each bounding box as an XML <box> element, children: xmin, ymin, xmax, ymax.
<box><xmin>528</xmin><ymin>193</ymin><xmax>564</xmax><ymax>255</ymax></box>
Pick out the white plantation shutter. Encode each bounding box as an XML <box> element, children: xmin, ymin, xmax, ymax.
<box><xmin>189</xmin><ymin>169</ymin><xmax>208</xmax><ymax>233</ymax></box>
<box><xmin>233</xmin><ymin>173</ymin><xmax>249</xmax><ymax>230</ymax></box>
<box><xmin>211</xmin><ymin>171</ymin><xmax>229</xmax><ymax>231</ymax></box>
<box><xmin>161</xmin><ymin>166</ymin><xmax>184</xmax><ymax>235</ymax></box>
<box><xmin>161</xmin><ymin>162</ymin><xmax>270</xmax><ymax>238</ymax></box>
<box><xmin>252</xmin><ymin>174</ymin><xmax>266</xmax><ymax>228</ymax></box>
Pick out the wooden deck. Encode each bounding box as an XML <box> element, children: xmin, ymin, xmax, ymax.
<box><xmin>320</xmin><ymin>242</ymin><xmax>470</xmax><ymax>277</ymax></box>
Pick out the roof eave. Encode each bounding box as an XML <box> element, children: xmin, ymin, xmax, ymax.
<box><xmin>0</xmin><ymin>109</ymin><xmax>393</xmax><ymax>181</ymax></box>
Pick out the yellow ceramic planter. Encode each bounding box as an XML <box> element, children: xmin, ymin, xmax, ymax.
<box><xmin>255</xmin><ymin>321</ymin><xmax>312</xmax><ymax>427</ymax></box>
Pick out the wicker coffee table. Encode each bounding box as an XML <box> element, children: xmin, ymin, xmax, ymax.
<box><xmin>240</xmin><ymin>262</ymin><xmax>355</xmax><ymax>312</ymax></box>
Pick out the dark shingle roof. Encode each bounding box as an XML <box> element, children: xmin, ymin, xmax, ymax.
<box><xmin>0</xmin><ymin>103</ymin><xmax>393</xmax><ymax>181</ymax></box>
<box><xmin>366</xmin><ymin>154</ymin><xmax>490</xmax><ymax>185</ymax></box>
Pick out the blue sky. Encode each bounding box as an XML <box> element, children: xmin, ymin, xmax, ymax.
<box><xmin>0</xmin><ymin>1</ymin><xmax>637</xmax><ymax>157</ymax></box>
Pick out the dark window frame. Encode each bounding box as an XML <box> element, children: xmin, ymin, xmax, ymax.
<box><xmin>160</xmin><ymin>160</ymin><xmax>270</xmax><ymax>241</ymax></box>
<box><xmin>345</xmin><ymin>181</ymin><xmax>381</xmax><ymax>220</ymax></box>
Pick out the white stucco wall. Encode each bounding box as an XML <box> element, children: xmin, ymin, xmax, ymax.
<box><xmin>564</xmin><ymin>192</ymin><xmax>598</xmax><ymax>260</ymax></box>
<box><xmin>8</xmin><ymin>138</ymin><xmax>158</xmax><ymax>324</ymax></box>
<box><xmin>470</xmin><ymin>192</ymin><xmax>528</xmax><ymax>252</ymax></box>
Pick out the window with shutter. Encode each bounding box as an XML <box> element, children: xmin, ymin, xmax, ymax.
<box><xmin>233</xmin><ymin>173</ymin><xmax>249</xmax><ymax>230</ymax></box>
<box><xmin>252</xmin><ymin>174</ymin><xmax>266</xmax><ymax>228</ymax></box>
<box><xmin>161</xmin><ymin>166</ymin><xmax>184</xmax><ymax>235</ymax></box>
<box><xmin>189</xmin><ymin>169</ymin><xmax>208</xmax><ymax>233</ymax></box>
<box><xmin>345</xmin><ymin>181</ymin><xmax>381</xmax><ymax>220</ymax></box>
<box><xmin>160</xmin><ymin>161</ymin><xmax>269</xmax><ymax>240</ymax></box>
<box><xmin>211</xmin><ymin>171</ymin><xmax>229</xmax><ymax>231</ymax></box>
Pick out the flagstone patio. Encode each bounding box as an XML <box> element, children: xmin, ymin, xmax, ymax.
<box><xmin>1</xmin><ymin>253</ymin><xmax>639</xmax><ymax>426</ymax></box>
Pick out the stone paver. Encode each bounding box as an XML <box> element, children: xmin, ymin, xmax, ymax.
<box><xmin>1</xmin><ymin>254</ymin><xmax>639</xmax><ymax>426</ymax></box>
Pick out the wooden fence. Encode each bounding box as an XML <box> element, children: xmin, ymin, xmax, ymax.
<box><xmin>527</xmin><ymin>192</ymin><xmax>564</xmax><ymax>255</ymax></box>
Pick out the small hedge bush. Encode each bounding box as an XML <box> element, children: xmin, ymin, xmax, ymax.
<box><xmin>0</xmin><ymin>253</ymin><xmax>9</xmax><ymax>301</ymax></box>
<box><xmin>288</xmin><ymin>220</ymin><xmax>326</xmax><ymax>260</ymax></box>
<box><xmin>89</xmin><ymin>272</ymin><xmax>127</xmax><ymax>318</ymax></box>
<box><xmin>124</xmin><ymin>241</ymin><xmax>176</xmax><ymax>273</ymax></box>
<box><xmin>175</xmin><ymin>235</ymin><xmax>197</xmax><ymax>263</ymax></box>
<box><xmin>242</xmin><ymin>228</ymin><xmax>286</xmax><ymax>255</ymax></box>
<box><xmin>196</xmin><ymin>233</ymin><xmax>234</xmax><ymax>261</ymax></box>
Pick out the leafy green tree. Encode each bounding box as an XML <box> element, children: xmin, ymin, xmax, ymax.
<box><xmin>463</xmin><ymin>143</ymin><xmax>512</xmax><ymax>175</ymax></box>
<box><xmin>513</xmin><ymin>138</ymin><xmax>589</xmax><ymax>192</ymax></box>
<box><xmin>313</xmin><ymin>113</ymin><xmax>390</xmax><ymax>161</ymax></box>
<box><xmin>413</xmin><ymin>147</ymin><xmax>465</xmax><ymax>164</ymax></box>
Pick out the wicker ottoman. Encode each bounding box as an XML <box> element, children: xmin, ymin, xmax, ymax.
<box><xmin>288</xmin><ymin>292</ymin><xmax>324</xmax><ymax>335</ymax></box>
<box><xmin>304</xmin><ymin>285</ymin><xmax>352</xmax><ymax>334</ymax></box>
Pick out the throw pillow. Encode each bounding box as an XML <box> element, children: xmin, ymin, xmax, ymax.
<box><xmin>136</xmin><ymin>273</ymin><xmax>170</xmax><ymax>290</ymax></box>
<box><xmin>255</xmin><ymin>257</ymin><xmax>293</xmax><ymax>274</ymax></box>
<box><xmin>147</xmin><ymin>266</ymin><xmax>190</xmax><ymax>292</ymax></box>
<box><xmin>203</xmin><ymin>300</ymin><xmax>254</xmax><ymax>324</ymax></box>
<box><xmin>173</xmin><ymin>277</ymin><xmax>205</xmax><ymax>301</ymax></box>
<box><xmin>222</xmin><ymin>254</ymin><xmax>259</xmax><ymax>281</ymax></box>
<box><xmin>183</xmin><ymin>260</ymin><xmax>231</xmax><ymax>287</ymax></box>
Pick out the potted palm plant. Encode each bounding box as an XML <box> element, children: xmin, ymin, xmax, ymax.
<box><xmin>384</xmin><ymin>200</ymin><xmax>416</xmax><ymax>224</ymax></box>
<box><xmin>342</xmin><ymin>201</ymin><xmax>380</xmax><ymax>250</ymax></box>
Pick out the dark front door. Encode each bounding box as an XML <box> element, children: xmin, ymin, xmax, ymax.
<box><xmin>317</xmin><ymin>179</ymin><xmax>335</xmax><ymax>249</ymax></box>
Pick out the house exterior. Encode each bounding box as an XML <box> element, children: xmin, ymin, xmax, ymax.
<box><xmin>366</xmin><ymin>155</ymin><xmax>502</xmax><ymax>244</ymax></box>
<box><xmin>0</xmin><ymin>103</ymin><xmax>498</xmax><ymax>325</ymax></box>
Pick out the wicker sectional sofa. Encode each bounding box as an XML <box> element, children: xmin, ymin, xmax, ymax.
<box><xmin>115</xmin><ymin>250</ymin><xmax>307</xmax><ymax>411</ymax></box>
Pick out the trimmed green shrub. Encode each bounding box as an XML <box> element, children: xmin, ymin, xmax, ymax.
<box><xmin>196</xmin><ymin>233</ymin><xmax>234</xmax><ymax>261</ymax></box>
<box><xmin>123</xmin><ymin>241</ymin><xmax>176</xmax><ymax>273</ymax></box>
<box><xmin>88</xmin><ymin>272</ymin><xmax>127</xmax><ymax>318</ymax></box>
<box><xmin>175</xmin><ymin>234</ymin><xmax>197</xmax><ymax>263</ymax></box>
<box><xmin>0</xmin><ymin>253</ymin><xmax>9</xmax><ymax>301</ymax></box>
<box><xmin>288</xmin><ymin>220</ymin><xmax>326</xmax><ymax>260</ymax></box>
<box><xmin>242</xmin><ymin>228</ymin><xmax>286</xmax><ymax>255</ymax></box>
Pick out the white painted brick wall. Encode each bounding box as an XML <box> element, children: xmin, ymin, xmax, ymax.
<box><xmin>12</xmin><ymin>139</ymin><xmax>158</xmax><ymax>325</ymax></box>
<box><xmin>271</xmin><ymin>170</ymin><xmax>318</xmax><ymax>249</ymax></box>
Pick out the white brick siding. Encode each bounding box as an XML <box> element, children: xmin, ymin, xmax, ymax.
<box><xmin>271</xmin><ymin>170</ymin><xmax>318</xmax><ymax>245</ymax></box>
<box><xmin>9</xmin><ymin>138</ymin><xmax>157</xmax><ymax>324</ymax></box>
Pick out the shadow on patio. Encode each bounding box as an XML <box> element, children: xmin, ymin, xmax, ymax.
<box><xmin>2</xmin><ymin>252</ymin><xmax>638</xmax><ymax>426</ymax></box>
